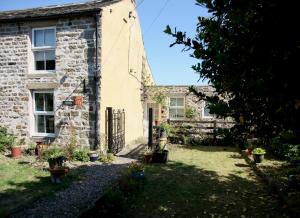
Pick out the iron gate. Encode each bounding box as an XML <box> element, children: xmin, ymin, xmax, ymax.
<box><xmin>105</xmin><ymin>107</ymin><xmax>125</xmax><ymax>154</ymax></box>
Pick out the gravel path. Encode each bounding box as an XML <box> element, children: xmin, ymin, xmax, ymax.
<box><xmin>10</xmin><ymin>156</ymin><xmax>136</xmax><ymax>218</ymax></box>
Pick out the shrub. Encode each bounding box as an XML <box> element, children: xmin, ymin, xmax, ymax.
<box><xmin>42</xmin><ymin>146</ymin><xmax>67</xmax><ymax>160</ymax></box>
<box><xmin>99</xmin><ymin>153</ymin><xmax>115</xmax><ymax>163</ymax></box>
<box><xmin>65</xmin><ymin>129</ymin><xmax>78</xmax><ymax>160</ymax></box>
<box><xmin>73</xmin><ymin>149</ymin><xmax>90</xmax><ymax>162</ymax></box>
<box><xmin>0</xmin><ymin>127</ymin><xmax>15</xmax><ymax>152</ymax></box>
<box><xmin>253</xmin><ymin>148</ymin><xmax>266</xmax><ymax>155</ymax></box>
<box><xmin>185</xmin><ymin>106</ymin><xmax>197</xmax><ymax>119</ymax></box>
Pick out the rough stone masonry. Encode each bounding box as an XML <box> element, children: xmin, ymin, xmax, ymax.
<box><xmin>0</xmin><ymin>16</ymin><xmax>100</xmax><ymax>148</ymax></box>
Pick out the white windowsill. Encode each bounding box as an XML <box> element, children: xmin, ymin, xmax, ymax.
<box><xmin>32</xmin><ymin>133</ymin><xmax>56</xmax><ymax>138</ymax></box>
<box><xmin>27</xmin><ymin>72</ymin><xmax>56</xmax><ymax>78</ymax></box>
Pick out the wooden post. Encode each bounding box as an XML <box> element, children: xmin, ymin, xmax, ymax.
<box><xmin>107</xmin><ymin>107</ymin><xmax>113</xmax><ymax>153</ymax></box>
<box><xmin>213</xmin><ymin>120</ymin><xmax>217</xmax><ymax>145</ymax></box>
<box><xmin>148</xmin><ymin>108</ymin><xmax>153</xmax><ymax>148</ymax></box>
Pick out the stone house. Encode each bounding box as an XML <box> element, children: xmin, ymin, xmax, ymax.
<box><xmin>143</xmin><ymin>86</ymin><xmax>234</xmax><ymax>136</ymax></box>
<box><xmin>0</xmin><ymin>0</ymin><xmax>154</xmax><ymax>150</ymax></box>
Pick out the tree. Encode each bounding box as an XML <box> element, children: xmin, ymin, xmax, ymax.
<box><xmin>165</xmin><ymin>0</ymin><xmax>300</xmax><ymax>140</ymax></box>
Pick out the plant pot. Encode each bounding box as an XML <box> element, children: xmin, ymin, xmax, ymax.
<box><xmin>48</xmin><ymin>156</ymin><xmax>65</xmax><ymax>168</ymax></box>
<box><xmin>49</xmin><ymin>167</ymin><xmax>69</xmax><ymax>183</ymax></box>
<box><xmin>152</xmin><ymin>150</ymin><xmax>168</xmax><ymax>163</ymax></box>
<box><xmin>11</xmin><ymin>146</ymin><xmax>22</xmax><ymax>158</ymax></box>
<box><xmin>131</xmin><ymin>170</ymin><xmax>145</xmax><ymax>180</ymax></box>
<box><xmin>253</xmin><ymin>154</ymin><xmax>264</xmax><ymax>163</ymax></box>
<box><xmin>90</xmin><ymin>153</ymin><xmax>99</xmax><ymax>162</ymax></box>
<box><xmin>143</xmin><ymin>154</ymin><xmax>152</xmax><ymax>163</ymax></box>
<box><xmin>74</xmin><ymin>96</ymin><xmax>83</xmax><ymax>106</ymax></box>
<box><xmin>154</xmin><ymin>120</ymin><xmax>160</xmax><ymax>126</ymax></box>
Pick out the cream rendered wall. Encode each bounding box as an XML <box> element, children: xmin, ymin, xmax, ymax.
<box><xmin>100</xmin><ymin>0</ymin><xmax>154</xmax><ymax>146</ymax></box>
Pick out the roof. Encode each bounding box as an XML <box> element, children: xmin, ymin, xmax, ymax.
<box><xmin>0</xmin><ymin>0</ymin><xmax>121</xmax><ymax>22</ymax></box>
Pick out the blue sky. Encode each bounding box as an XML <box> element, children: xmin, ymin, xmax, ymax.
<box><xmin>0</xmin><ymin>0</ymin><xmax>209</xmax><ymax>85</ymax></box>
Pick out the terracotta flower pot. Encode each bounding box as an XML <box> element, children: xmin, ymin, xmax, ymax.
<box><xmin>74</xmin><ymin>96</ymin><xmax>83</xmax><ymax>106</ymax></box>
<box><xmin>11</xmin><ymin>146</ymin><xmax>22</xmax><ymax>158</ymax></box>
<box><xmin>49</xmin><ymin>167</ymin><xmax>70</xmax><ymax>183</ymax></box>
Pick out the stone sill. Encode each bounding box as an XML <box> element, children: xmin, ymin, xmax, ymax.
<box><xmin>27</xmin><ymin>73</ymin><xmax>56</xmax><ymax>78</ymax></box>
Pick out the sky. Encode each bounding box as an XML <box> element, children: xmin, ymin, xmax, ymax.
<box><xmin>0</xmin><ymin>0</ymin><xmax>209</xmax><ymax>85</ymax></box>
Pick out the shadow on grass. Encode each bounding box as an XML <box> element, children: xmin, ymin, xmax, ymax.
<box><xmin>82</xmin><ymin>160</ymin><xmax>288</xmax><ymax>218</ymax></box>
<box><xmin>3</xmin><ymin>162</ymin><xmax>133</xmax><ymax>218</ymax></box>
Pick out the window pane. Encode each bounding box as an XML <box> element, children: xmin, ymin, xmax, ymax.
<box><xmin>45</xmin><ymin>50</ymin><xmax>55</xmax><ymax>70</ymax></box>
<box><xmin>35</xmin><ymin>93</ymin><xmax>44</xmax><ymax>111</ymax></box>
<box><xmin>44</xmin><ymin>29</ymin><xmax>55</xmax><ymax>47</ymax></box>
<box><xmin>46</xmin><ymin>115</ymin><xmax>55</xmax><ymax>133</ymax></box>
<box><xmin>177</xmin><ymin>98</ymin><xmax>184</xmax><ymax>106</ymax></box>
<box><xmin>170</xmin><ymin>98</ymin><xmax>177</xmax><ymax>106</ymax></box>
<box><xmin>204</xmin><ymin>102</ymin><xmax>212</xmax><ymax>117</ymax></box>
<box><xmin>45</xmin><ymin>93</ymin><xmax>54</xmax><ymax>111</ymax></box>
<box><xmin>177</xmin><ymin>108</ymin><xmax>185</xmax><ymax>118</ymax></box>
<box><xmin>34</xmin><ymin>51</ymin><xmax>45</xmax><ymax>70</ymax></box>
<box><xmin>169</xmin><ymin>108</ymin><xmax>176</xmax><ymax>119</ymax></box>
<box><xmin>34</xmin><ymin>30</ymin><xmax>44</xmax><ymax>47</ymax></box>
<box><xmin>36</xmin><ymin>115</ymin><xmax>45</xmax><ymax>133</ymax></box>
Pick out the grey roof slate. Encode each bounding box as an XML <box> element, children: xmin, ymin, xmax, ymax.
<box><xmin>0</xmin><ymin>0</ymin><xmax>121</xmax><ymax>22</ymax></box>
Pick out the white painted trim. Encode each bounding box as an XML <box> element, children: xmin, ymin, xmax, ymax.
<box><xmin>168</xmin><ymin>96</ymin><xmax>185</xmax><ymax>120</ymax></box>
<box><xmin>32</xmin><ymin>27</ymin><xmax>56</xmax><ymax>73</ymax></box>
<box><xmin>32</xmin><ymin>90</ymin><xmax>55</xmax><ymax>137</ymax></box>
<box><xmin>202</xmin><ymin>101</ymin><xmax>213</xmax><ymax>119</ymax></box>
<box><xmin>32</xmin><ymin>26</ymin><xmax>56</xmax><ymax>49</ymax></box>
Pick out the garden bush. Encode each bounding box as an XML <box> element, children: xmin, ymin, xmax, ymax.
<box><xmin>0</xmin><ymin>127</ymin><xmax>14</xmax><ymax>152</ymax></box>
<box><xmin>73</xmin><ymin>149</ymin><xmax>90</xmax><ymax>162</ymax></box>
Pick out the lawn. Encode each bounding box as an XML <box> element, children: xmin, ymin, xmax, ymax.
<box><xmin>0</xmin><ymin>155</ymin><xmax>84</xmax><ymax>216</ymax></box>
<box><xmin>87</xmin><ymin>145</ymin><xmax>288</xmax><ymax>217</ymax></box>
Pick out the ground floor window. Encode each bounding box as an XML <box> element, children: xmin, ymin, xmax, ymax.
<box><xmin>33</xmin><ymin>91</ymin><xmax>55</xmax><ymax>136</ymax></box>
<box><xmin>169</xmin><ymin>97</ymin><xmax>185</xmax><ymax>120</ymax></box>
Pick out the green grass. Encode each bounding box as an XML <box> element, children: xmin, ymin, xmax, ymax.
<box><xmin>0</xmin><ymin>155</ymin><xmax>85</xmax><ymax>217</ymax></box>
<box><xmin>122</xmin><ymin>145</ymin><xmax>288</xmax><ymax>218</ymax></box>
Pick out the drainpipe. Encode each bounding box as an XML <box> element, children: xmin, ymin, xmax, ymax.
<box><xmin>94</xmin><ymin>11</ymin><xmax>101</xmax><ymax>150</ymax></box>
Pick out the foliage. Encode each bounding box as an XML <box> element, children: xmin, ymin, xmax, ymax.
<box><xmin>73</xmin><ymin>149</ymin><xmax>90</xmax><ymax>162</ymax></box>
<box><xmin>154</xmin><ymin>92</ymin><xmax>166</xmax><ymax>106</ymax></box>
<box><xmin>159</xmin><ymin>122</ymin><xmax>173</xmax><ymax>136</ymax></box>
<box><xmin>99</xmin><ymin>152</ymin><xmax>115</xmax><ymax>163</ymax></box>
<box><xmin>165</xmin><ymin>0</ymin><xmax>300</xmax><ymax>141</ymax></box>
<box><xmin>13</xmin><ymin>138</ymin><xmax>25</xmax><ymax>147</ymax></box>
<box><xmin>185</xmin><ymin>106</ymin><xmax>197</xmax><ymax>119</ymax></box>
<box><xmin>269</xmin><ymin>136</ymin><xmax>300</xmax><ymax>160</ymax></box>
<box><xmin>252</xmin><ymin>148</ymin><xmax>266</xmax><ymax>155</ymax></box>
<box><xmin>42</xmin><ymin>146</ymin><xmax>66</xmax><ymax>160</ymax></box>
<box><xmin>0</xmin><ymin>127</ymin><xmax>15</xmax><ymax>151</ymax></box>
<box><xmin>128</xmin><ymin>161</ymin><xmax>144</xmax><ymax>172</ymax></box>
<box><xmin>65</xmin><ymin>128</ymin><xmax>78</xmax><ymax>160</ymax></box>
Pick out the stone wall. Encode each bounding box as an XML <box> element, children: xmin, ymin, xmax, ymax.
<box><xmin>144</xmin><ymin>85</ymin><xmax>233</xmax><ymax>122</ymax></box>
<box><xmin>0</xmin><ymin>15</ymin><xmax>100</xmax><ymax>148</ymax></box>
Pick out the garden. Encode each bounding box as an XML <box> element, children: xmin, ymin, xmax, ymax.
<box><xmin>0</xmin><ymin>126</ymin><xmax>116</xmax><ymax>217</ymax></box>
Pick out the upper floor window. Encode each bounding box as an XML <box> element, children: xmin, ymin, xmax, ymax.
<box><xmin>32</xmin><ymin>27</ymin><xmax>56</xmax><ymax>71</ymax></box>
<box><xmin>203</xmin><ymin>101</ymin><xmax>213</xmax><ymax>118</ymax></box>
<box><xmin>169</xmin><ymin>97</ymin><xmax>185</xmax><ymax>120</ymax></box>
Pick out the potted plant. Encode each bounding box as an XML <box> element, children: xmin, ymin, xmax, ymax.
<box><xmin>152</xmin><ymin>142</ymin><xmax>169</xmax><ymax>163</ymax></box>
<box><xmin>11</xmin><ymin>138</ymin><xmax>25</xmax><ymax>158</ymax></box>
<box><xmin>252</xmin><ymin>147</ymin><xmax>266</xmax><ymax>163</ymax></box>
<box><xmin>89</xmin><ymin>150</ymin><xmax>99</xmax><ymax>162</ymax></box>
<box><xmin>143</xmin><ymin>148</ymin><xmax>153</xmax><ymax>163</ymax></box>
<box><xmin>74</xmin><ymin>96</ymin><xmax>83</xmax><ymax>106</ymax></box>
<box><xmin>43</xmin><ymin>146</ymin><xmax>67</xmax><ymax>168</ymax></box>
<box><xmin>128</xmin><ymin>161</ymin><xmax>145</xmax><ymax>179</ymax></box>
<box><xmin>49</xmin><ymin>166</ymin><xmax>70</xmax><ymax>183</ymax></box>
<box><xmin>159</xmin><ymin>122</ymin><xmax>172</xmax><ymax>139</ymax></box>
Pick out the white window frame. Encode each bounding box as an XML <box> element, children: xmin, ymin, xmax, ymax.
<box><xmin>32</xmin><ymin>90</ymin><xmax>55</xmax><ymax>137</ymax></box>
<box><xmin>202</xmin><ymin>101</ymin><xmax>213</xmax><ymax>118</ymax></box>
<box><xmin>168</xmin><ymin>97</ymin><xmax>185</xmax><ymax>120</ymax></box>
<box><xmin>32</xmin><ymin>27</ymin><xmax>56</xmax><ymax>73</ymax></box>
